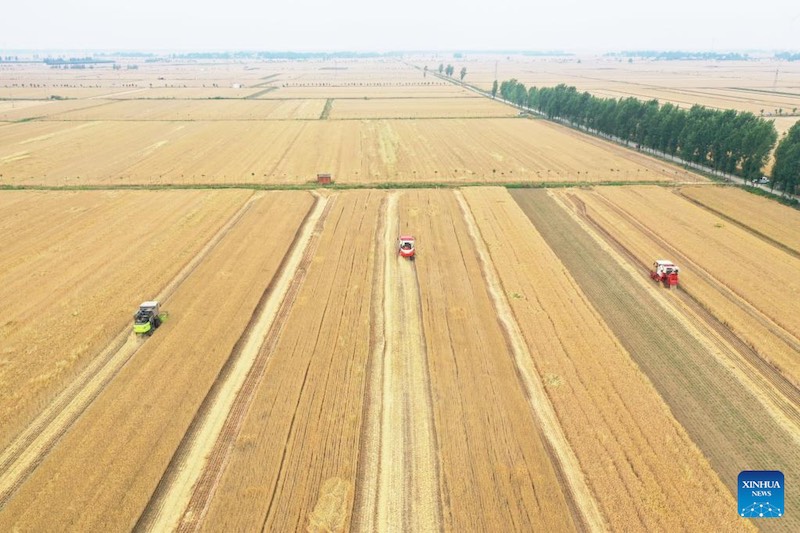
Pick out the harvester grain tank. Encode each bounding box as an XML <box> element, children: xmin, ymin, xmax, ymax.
<box><xmin>398</xmin><ymin>235</ymin><xmax>416</xmax><ymax>260</ymax></box>
<box><xmin>133</xmin><ymin>301</ymin><xmax>162</xmax><ymax>335</ymax></box>
<box><xmin>650</xmin><ymin>260</ymin><xmax>679</xmax><ymax>288</ymax></box>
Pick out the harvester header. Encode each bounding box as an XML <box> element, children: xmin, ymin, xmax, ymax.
<box><xmin>398</xmin><ymin>235</ymin><xmax>416</xmax><ymax>260</ymax></box>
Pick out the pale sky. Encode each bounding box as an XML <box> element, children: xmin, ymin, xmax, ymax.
<box><xmin>1</xmin><ymin>0</ymin><xmax>798</xmax><ymax>52</ymax></box>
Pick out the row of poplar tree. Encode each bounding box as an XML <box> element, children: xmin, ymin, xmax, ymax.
<box><xmin>497</xmin><ymin>80</ymin><xmax>799</xmax><ymax>195</ymax></box>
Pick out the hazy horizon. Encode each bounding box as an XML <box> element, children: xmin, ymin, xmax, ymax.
<box><xmin>2</xmin><ymin>0</ymin><xmax>799</xmax><ymax>52</ymax></box>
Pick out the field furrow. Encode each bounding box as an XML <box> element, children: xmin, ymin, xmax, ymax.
<box><xmin>405</xmin><ymin>189</ymin><xmax>578</xmax><ymax>531</ymax></box>
<box><xmin>464</xmin><ymin>187</ymin><xmax>744</xmax><ymax>531</ymax></box>
<box><xmin>512</xmin><ymin>189</ymin><xmax>800</xmax><ymax>533</ymax></box>
<box><xmin>0</xmin><ymin>192</ymin><xmax>313</xmax><ymax>531</ymax></box>
<box><xmin>197</xmin><ymin>191</ymin><xmax>382</xmax><ymax>532</ymax></box>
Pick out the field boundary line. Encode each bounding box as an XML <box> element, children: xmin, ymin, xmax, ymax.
<box><xmin>0</xmin><ymin>179</ymin><xmax>679</xmax><ymax>193</ymax></box>
<box><xmin>0</xmin><ymin>191</ymin><xmax>259</xmax><ymax>508</ymax></box>
<box><xmin>454</xmin><ymin>189</ymin><xmax>605</xmax><ymax>532</ymax></box>
<box><xmin>137</xmin><ymin>192</ymin><xmax>332</xmax><ymax>532</ymax></box>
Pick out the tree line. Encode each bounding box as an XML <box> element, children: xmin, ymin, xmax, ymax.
<box><xmin>772</xmin><ymin>122</ymin><xmax>800</xmax><ymax>195</ymax></box>
<box><xmin>437</xmin><ymin>64</ymin><xmax>467</xmax><ymax>80</ymax></box>
<box><xmin>499</xmin><ymin>80</ymin><xmax>778</xmax><ymax>181</ymax></box>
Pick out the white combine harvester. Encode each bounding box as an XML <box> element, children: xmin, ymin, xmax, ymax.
<box><xmin>650</xmin><ymin>260</ymin><xmax>679</xmax><ymax>288</ymax></box>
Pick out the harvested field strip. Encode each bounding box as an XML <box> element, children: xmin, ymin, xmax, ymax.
<box><xmin>198</xmin><ymin>191</ymin><xmax>382</xmax><ymax>532</ymax></box>
<box><xmin>0</xmin><ymin>192</ymin><xmax>313</xmax><ymax>532</ymax></box>
<box><xmin>564</xmin><ymin>188</ymin><xmax>800</xmax><ymax>402</ymax></box>
<box><xmin>679</xmin><ymin>185</ymin><xmax>800</xmax><ymax>256</ymax></box>
<box><xmin>595</xmin><ymin>187</ymin><xmax>800</xmax><ymax>342</ymax></box>
<box><xmin>319</xmin><ymin>98</ymin><xmax>333</xmax><ymax>119</ymax></box>
<box><xmin>406</xmin><ymin>189</ymin><xmax>577</xmax><ymax>531</ymax></box>
<box><xmin>512</xmin><ymin>189</ymin><xmax>800</xmax><ymax>533</ymax></box>
<box><xmin>0</xmin><ymin>190</ymin><xmax>252</xmax><ymax>451</ymax></box>
<box><xmin>354</xmin><ymin>192</ymin><xmax>441</xmax><ymax>532</ymax></box>
<box><xmin>139</xmin><ymin>193</ymin><xmax>330</xmax><ymax>531</ymax></box>
<box><xmin>165</xmin><ymin>194</ymin><xmax>334</xmax><ymax>533</ymax></box>
<box><xmin>464</xmin><ymin>187</ymin><xmax>743</xmax><ymax>531</ymax></box>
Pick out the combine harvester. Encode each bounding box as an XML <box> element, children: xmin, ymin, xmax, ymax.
<box><xmin>133</xmin><ymin>301</ymin><xmax>163</xmax><ymax>336</ymax></box>
<box><xmin>398</xmin><ymin>235</ymin><xmax>416</xmax><ymax>260</ymax></box>
<box><xmin>650</xmin><ymin>260</ymin><xmax>679</xmax><ymax>288</ymax></box>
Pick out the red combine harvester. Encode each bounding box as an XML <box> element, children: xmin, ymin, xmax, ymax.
<box><xmin>650</xmin><ymin>260</ymin><xmax>679</xmax><ymax>288</ymax></box>
<box><xmin>398</xmin><ymin>235</ymin><xmax>416</xmax><ymax>260</ymax></box>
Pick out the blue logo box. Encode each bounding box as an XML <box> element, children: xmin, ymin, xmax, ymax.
<box><xmin>739</xmin><ymin>470</ymin><xmax>784</xmax><ymax>518</ymax></box>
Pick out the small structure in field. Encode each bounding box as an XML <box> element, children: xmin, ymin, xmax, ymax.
<box><xmin>317</xmin><ymin>173</ymin><xmax>333</xmax><ymax>185</ymax></box>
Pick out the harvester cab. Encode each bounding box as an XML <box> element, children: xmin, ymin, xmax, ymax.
<box><xmin>650</xmin><ymin>260</ymin><xmax>679</xmax><ymax>288</ymax></box>
<box><xmin>133</xmin><ymin>301</ymin><xmax>162</xmax><ymax>335</ymax></box>
<box><xmin>398</xmin><ymin>235</ymin><xmax>416</xmax><ymax>260</ymax></box>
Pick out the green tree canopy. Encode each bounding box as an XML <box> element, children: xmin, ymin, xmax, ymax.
<box><xmin>772</xmin><ymin>122</ymin><xmax>800</xmax><ymax>195</ymax></box>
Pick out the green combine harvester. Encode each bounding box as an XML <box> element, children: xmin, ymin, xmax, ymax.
<box><xmin>133</xmin><ymin>301</ymin><xmax>162</xmax><ymax>335</ymax></box>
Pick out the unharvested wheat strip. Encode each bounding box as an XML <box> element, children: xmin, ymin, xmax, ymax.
<box><xmin>357</xmin><ymin>192</ymin><xmax>442</xmax><ymax>531</ymax></box>
<box><xmin>196</xmin><ymin>191</ymin><xmax>382</xmax><ymax>533</ymax></box>
<box><xmin>472</xmin><ymin>188</ymin><xmax>753</xmax><ymax>531</ymax></box>
<box><xmin>0</xmin><ymin>193</ymin><xmax>313</xmax><ymax>532</ymax></box>
<box><xmin>349</xmin><ymin>195</ymin><xmax>387</xmax><ymax>532</ymax></box>
<box><xmin>143</xmin><ymin>194</ymin><xmax>329</xmax><ymax>532</ymax></box>
<box><xmin>561</xmin><ymin>189</ymin><xmax>800</xmax><ymax>424</ymax></box>
<box><xmin>0</xmin><ymin>192</ymin><xmax>258</xmax><ymax>507</ymax></box>
<box><xmin>454</xmin><ymin>190</ymin><xmax>604</xmax><ymax>532</ymax></box>
<box><xmin>678</xmin><ymin>186</ymin><xmax>800</xmax><ymax>256</ymax></box>
<box><xmin>548</xmin><ymin>190</ymin><xmax>800</xmax><ymax>448</ymax></box>
<box><xmin>405</xmin><ymin>190</ymin><xmax>576</xmax><ymax>531</ymax></box>
<box><xmin>596</xmin><ymin>187</ymin><xmax>800</xmax><ymax>341</ymax></box>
